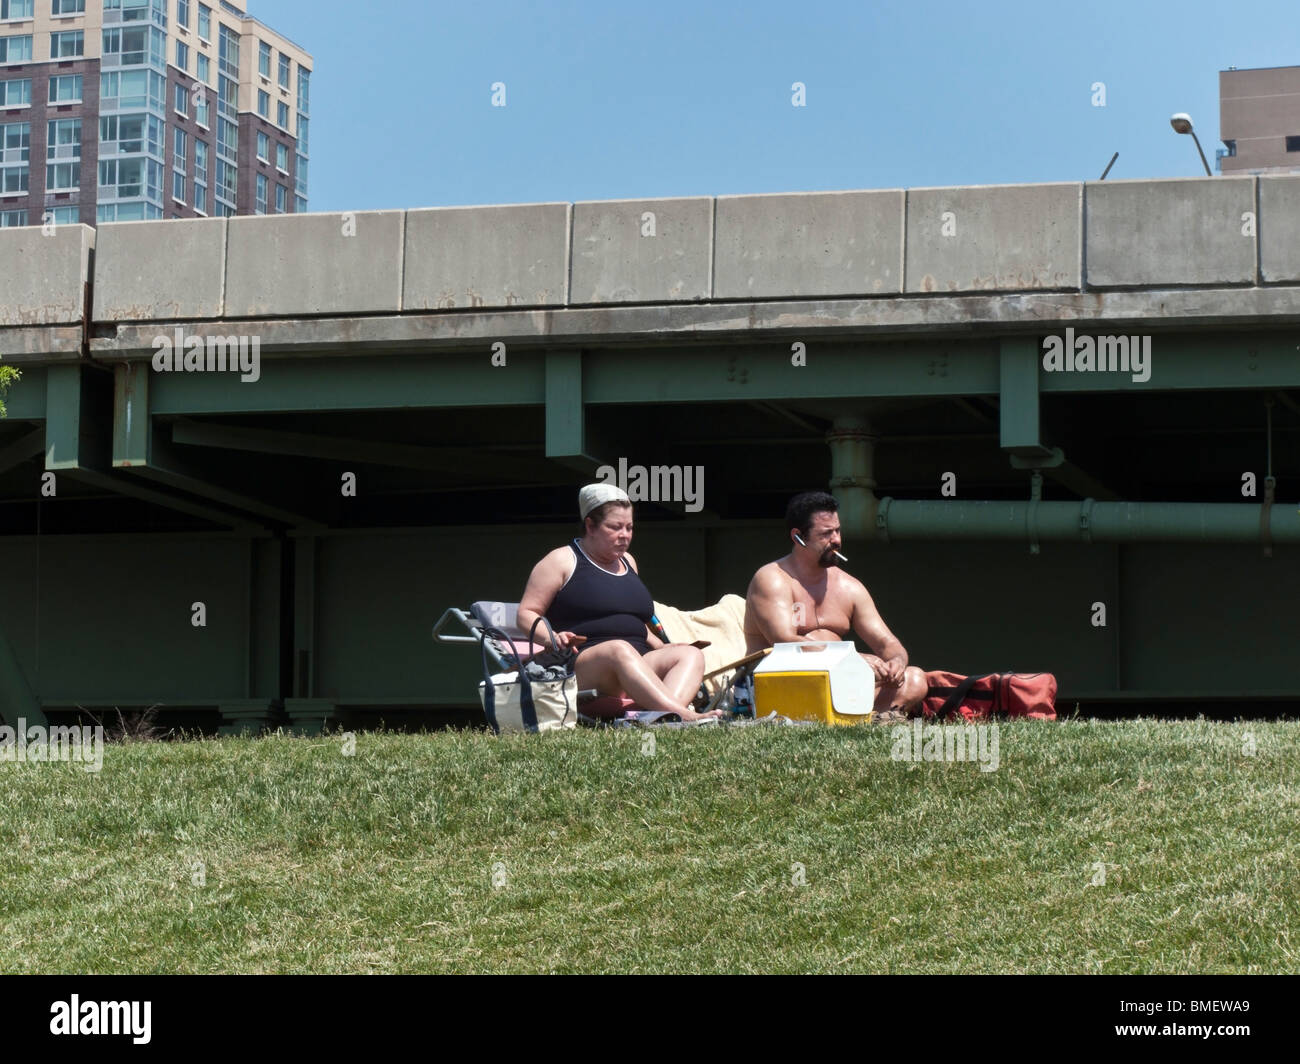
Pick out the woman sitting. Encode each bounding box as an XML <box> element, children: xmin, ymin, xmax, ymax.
<box><xmin>517</xmin><ymin>484</ymin><xmax>721</xmax><ymax>721</ymax></box>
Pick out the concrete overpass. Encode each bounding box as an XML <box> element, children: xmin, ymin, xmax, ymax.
<box><xmin>2</xmin><ymin>175</ymin><xmax>1299</xmax><ymax>729</ymax></box>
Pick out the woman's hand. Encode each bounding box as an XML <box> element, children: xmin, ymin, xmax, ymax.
<box><xmin>553</xmin><ymin>631</ymin><xmax>588</xmax><ymax>652</ymax></box>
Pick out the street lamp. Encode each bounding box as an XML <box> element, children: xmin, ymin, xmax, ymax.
<box><xmin>1170</xmin><ymin>113</ymin><xmax>1213</xmax><ymax>176</ymax></box>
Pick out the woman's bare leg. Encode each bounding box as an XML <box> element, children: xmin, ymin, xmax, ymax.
<box><xmin>643</xmin><ymin>645</ymin><xmax>705</xmax><ymax>706</ymax></box>
<box><xmin>576</xmin><ymin>642</ymin><xmax>718</xmax><ymax>719</ymax></box>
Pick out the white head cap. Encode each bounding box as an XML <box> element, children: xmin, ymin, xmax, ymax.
<box><xmin>579</xmin><ymin>482</ymin><xmax>631</xmax><ymax>520</ymax></box>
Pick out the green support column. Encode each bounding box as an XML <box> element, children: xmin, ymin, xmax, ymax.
<box><xmin>999</xmin><ymin>337</ymin><xmax>1050</xmax><ymax>457</ymax></box>
<box><xmin>545</xmin><ymin>349</ymin><xmax>600</xmax><ymax>475</ymax></box>
<box><xmin>285</xmin><ymin>534</ymin><xmax>335</xmax><ymax>734</ymax></box>
<box><xmin>0</xmin><ymin>626</ymin><xmax>45</xmax><ymax>729</ymax></box>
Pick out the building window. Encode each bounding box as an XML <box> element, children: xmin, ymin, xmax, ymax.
<box><xmin>176</xmin><ymin>0</ymin><xmax>189</xmax><ymax>27</ymax></box>
<box><xmin>1</xmin><ymin>0</ymin><xmax>34</xmax><ymax>18</ymax></box>
<box><xmin>296</xmin><ymin>67</ymin><xmax>309</xmax><ymax>115</ymax></box>
<box><xmin>46</xmin><ymin>161</ymin><xmax>79</xmax><ymax>190</ymax></box>
<box><xmin>294</xmin><ymin>153</ymin><xmax>306</xmax><ymax>195</ymax></box>
<box><xmin>256</xmin><ymin>89</ymin><xmax>268</xmax><ymax>118</ymax></box>
<box><xmin>277</xmin><ymin>101</ymin><xmax>288</xmax><ymax>129</ymax></box>
<box><xmin>195</xmin><ymin>91</ymin><xmax>209</xmax><ymax>126</ymax></box>
<box><xmin>98</xmin><ymin>157</ymin><xmax>144</xmax><ymax>197</ymax></box>
<box><xmin>278</xmin><ymin>53</ymin><xmax>290</xmax><ymax>89</ymax></box>
<box><xmin>174</xmin><ymin>81</ymin><xmax>187</xmax><ymax>115</ymax></box>
<box><xmin>274</xmin><ymin>182</ymin><xmax>285</xmax><ymax>213</ymax></box>
<box><xmin>0</xmin><ymin>164</ymin><xmax>28</xmax><ymax>193</ymax></box>
<box><xmin>294</xmin><ymin>194</ymin><xmax>306</xmax><ymax>214</ymax></box>
<box><xmin>255</xmin><ymin>171</ymin><xmax>267</xmax><ymax>213</ymax></box>
<box><xmin>44</xmin><ymin>205</ymin><xmax>78</xmax><ymax>225</ymax></box>
<box><xmin>218</xmin><ymin>23</ymin><xmax>237</xmax><ymax>78</ymax></box>
<box><xmin>256</xmin><ymin>130</ymin><xmax>267</xmax><ymax>161</ymax></box>
<box><xmin>193</xmin><ymin>180</ymin><xmax>205</xmax><ymax>213</ymax></box>
<box><xmin>0</xmin><ymin>207</ymin><xmax>26</xmax><ymax>225</ymax></box>
<box><xmin>172</xmin><ymin>168</ymin><xmax>184</xmax><ymax>202</ymax></box>
<box><xmin>196</xmin><ymin>52</ymin><xmax>209</xmax><ymax>83</ymax></box>
<box><xmin>48</xmin><ymin>74</ymin><xmax>81</xmax><ymax>103</ymax></box>
<box><xmin>173</xmin><ymin>126</ymin><xmax>186</xmax><ymax>167</ymax></box>
<box><xmin>258</xmin><ymin>40</ymin><xmax>270</xmax><ymax>77</ymax></box>
<box><xmin>51</xmin><ymin>0</ymin><xmax>85</xmax><ymax>13</ymax></box>
<box><xmin>0</xmin><ymin>35</ymin><xmax>33</xmax><ymax>63</ymax></box>
<box><xmin>46</xmin><ymin>117</ymin><xmax>79</xmax><ymax>159</ymax></box>
<box><xmin>197</xmin><ymin>3</ymin><xmax>209</xmax><ymax>39</ymax></box>
<box><xmin>1286</xmin><ymin>136</ymin><xmax>1300</xmax><ymax>153</ymax></box>
<box><xmin>1</xmin><ymin>119</ymin><xmax>29</xmax><ymax>162</ymax></box>
<box><xmin>175</xmin><ymin>39</ymin><xmax>188</xmax><ymax>71</ymax></box>
<box><xmin>50</xmin><ymin>30</ymin><xmax>83</xmax><ymax>57</ymax></box>
<box><xmin>0</xmin><ymin>77</ymin><xmax>30</xmax><ymax>105</ymax></box>
<box><xmin>275</xmin><ymin>141</ymin><xmax>287</xmax><ymax>171</ymax></box>
<box><xmin>102</xmin><ymin>68</ymin><xmax>166</xmax><ymax>111</ymax></box>
<box><xmin>194</xmin><ymin>138</ymin><xmax>206</xmax><ymax>181</ymax></box>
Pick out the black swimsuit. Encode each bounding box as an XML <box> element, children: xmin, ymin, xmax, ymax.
<box><xmin>547</xmin><ymin>540</ymin><xmax>654</xmax><ymax>656</ymax></box>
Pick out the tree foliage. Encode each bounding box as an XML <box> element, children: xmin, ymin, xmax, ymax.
<box><xmin>0</xmin><ymin>362</ymin><xmax>19</xmax><ymax>418</ymax></box>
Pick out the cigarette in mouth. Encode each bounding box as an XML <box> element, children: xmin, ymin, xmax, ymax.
<box><xmin>833</xmin><ymin>550</ymin><xmax>848</xmax><ymax>563</ymax></box>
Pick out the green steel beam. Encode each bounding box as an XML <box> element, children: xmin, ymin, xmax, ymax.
<box><xmin>150</xmin><ymin>353</ymin><xmax>546</xmax><ymax>416</ymax></box>
<box><xmin>169</xmin><ymin>419</ymin><xmax>564</xmax><ymax>483</ymax></box>
<box><xmin>111</xmin><ymin>365</ymin><xmax>325</xmax><ymax>528</ymax></box>
<box><xmin>1037</xmin><ymin>334</ymin><xmax>1300</xmax><ymax>393</ymax></box>
<box><xmin>135</xmin><ymin>334</ymin><xmax>1300</xmax><ymax>418</ymax></box>
<box><xmin>0</xmin><ymin>428</ymin><xmax>43</xmax><ymax>475</ymax></box>
<box><xmin>45</xmin><ymin>364</ymin><xmax>264</xmax><ymax>531</ymax></box>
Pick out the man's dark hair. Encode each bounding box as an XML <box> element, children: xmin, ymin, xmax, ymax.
<box><xmin>785</xmin><ymin>491</ymin><xmax>839</xmax><ymax>538</ymax></box>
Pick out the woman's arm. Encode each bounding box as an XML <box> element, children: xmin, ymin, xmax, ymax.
<box><xmin>518</xmin><ymin>548</ymin><xmax>579</xmax><ymax>649</ymax></box>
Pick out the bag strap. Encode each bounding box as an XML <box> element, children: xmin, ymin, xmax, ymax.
<box><xmin>479</xmin><ymin>624</ymin><xmax>540</xmax><ymax>732</ymax></box>
<box><xmin>931</xmin><ymin>673</ymin><xmax>993</xmax><ymax>720</ymax></box>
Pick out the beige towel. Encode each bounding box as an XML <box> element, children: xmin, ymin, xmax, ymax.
<box><xmin>653</xmin><ymin>594</ymin><xmax>760</xmax><ymax>696</ymax></box>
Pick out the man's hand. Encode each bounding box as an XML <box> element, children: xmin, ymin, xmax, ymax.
<box><xmin>862</xmin><ymin>654</ymin><xmax>891</xmax><ymax>682</ymax></box>
<box><xmin>864</xmin><ymin>654</ymin><xmax>907</xmax><ymax>685</ymax></box>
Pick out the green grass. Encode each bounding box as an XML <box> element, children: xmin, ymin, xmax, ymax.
<box><xmin>1</xmin><ymin>719</ymin><xmax>1296</xmax><ymax>973</ymax></box>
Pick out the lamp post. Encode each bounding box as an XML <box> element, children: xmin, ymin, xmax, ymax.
<box><xmin>1170</xmin><ymin>113</ymin><xmax>1213</xmax><ymax>176</ymax></box>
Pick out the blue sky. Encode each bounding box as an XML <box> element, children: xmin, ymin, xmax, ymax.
<box><xmin>255</xmin><ymin>0</ymin><xmax>1300</xmax><ymax>212</ymax></box>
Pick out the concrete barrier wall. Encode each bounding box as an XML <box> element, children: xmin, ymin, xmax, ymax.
<box><xmin>94</xmin><ymin>217</ymin><xmax>226</xmax><ymax>321</ymax></box>
<box><xmin>403</xmin><ymin>203</ymin><xmax>570</xmax><ymax>311</ymax></box>
<box><xmin>1084</xmin><ymin>176</ymin><xmax>1257</xmax><ymax>287</ymax></box>
<box><xmin>1259</xmin><ymin>175</ymin><xmax>1300</xmax><ymax>283</ymax></box>
<box><xmin>0</xmin><ymin>224</ymin><xmax>94</xmax><ymax>326</ymax></box>
<box><xmin>9</xmin><ymin>178</ymin><xmax>1300</xmax><ymax>332</ymax></box>
<box><xmin>570</xmin><ymin>197</ymin><xmax>711</xmax><ymax>304</ymax></box>
<box><xmin>905</xmin><ymin>183</ymin><xmax>1080</xmax><ymax>293</ymax></box>
<box><xmin>226</xmin><ymin>210</ymin><xmax>406</xmax><ymax>318</ymax></box>
<box><xmin>715</xmin><ymin>190</ymin><xmax>905</xmax><ymax>299</ymax></box>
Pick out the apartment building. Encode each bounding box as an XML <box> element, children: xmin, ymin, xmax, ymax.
<box><xmin>1219</xmin><ymin>65</ymin><xmax>1300</xmax><ymax>175</ymax></box>
<box><xmin>0</xmin><ymin>0</ymin><xmax>311</xmax><ymax>226</ymax></box>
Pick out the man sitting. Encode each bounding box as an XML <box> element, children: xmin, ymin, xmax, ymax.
<box><xmin>745</xmin><ymin>491</ymin><xmax>927</xmax><ymax>719</ymax></box>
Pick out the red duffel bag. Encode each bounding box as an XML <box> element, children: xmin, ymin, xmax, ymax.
<box><xmin>921</xmin><ymin>671</ymin><xmax>1057</xmax><ymax>721</ymax></box>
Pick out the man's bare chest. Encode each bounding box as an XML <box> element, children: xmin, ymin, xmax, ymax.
<box><xmin>788</xmin><ymin>577</ymin><xmax>852</xmax><ymax>633</ymax></box>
